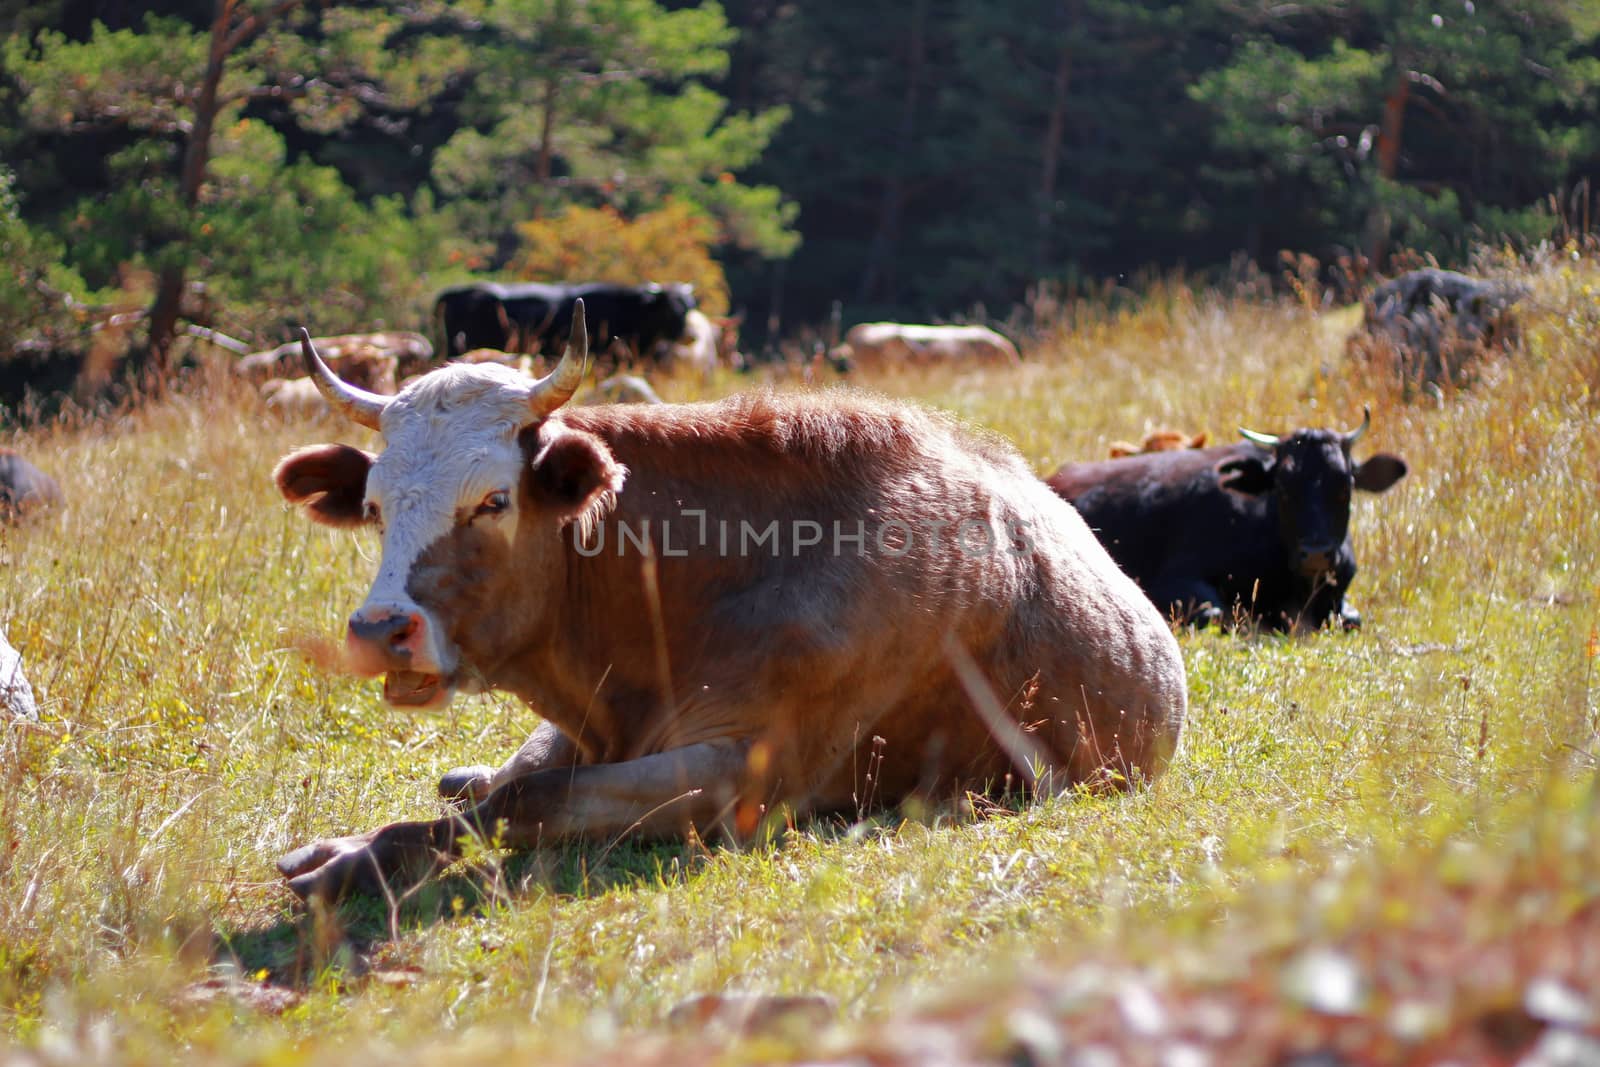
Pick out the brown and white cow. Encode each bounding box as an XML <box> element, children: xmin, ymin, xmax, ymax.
<box><xmin>271</xmin><ymin>302</ymin><xmax>1186</xmax><ymax>902</ymax></box>
<box><xmin>237</xmin><ymin>331</ymin><xmax>421</xmax><ymax>389</ymax></box>
<box><xmin>835</xmin><ymin>323</ymin><xmax>1021</xmax><ymax>372</ymax></box>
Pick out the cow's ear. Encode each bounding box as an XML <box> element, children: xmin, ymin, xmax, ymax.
<box><xmin>1217</xmin><ymin>454</ymin><xmax>1274</xmax><ymax>494</ymax></box>
<box><xmin>530</xmin><ymin>428</ymin><xmax>627</xmax><ymax>524</ymax></box>
<box><xmin>1354</xmin><ymin>453</ymin><xmax>1408</xmax><ymax>493</ymax></box>
<box><xmin>274</xmin><ymin>444</ymin><xmax>374</xmax><ymax>528</ymax></box>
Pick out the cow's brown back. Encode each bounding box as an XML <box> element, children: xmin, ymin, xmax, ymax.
<box><xmin>478</xmin><ymin>391</ymin><xmax>1187</xmax><ymax>809</ymax></box>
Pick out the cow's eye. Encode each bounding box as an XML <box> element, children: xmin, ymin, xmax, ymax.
<box><xmin>477</xmin><ymin>490</ymin><xmax>510</xmax><ymax>516</ymax></box>
<box><xmin>363</xmin><ymin>500</ymin><xmax>381</xmax><ymax>524</ymax></box>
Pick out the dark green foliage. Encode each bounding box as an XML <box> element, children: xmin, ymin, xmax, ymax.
<box><xmin>0</xmin><ymin>0</ymin><xmax>1597</xmax><ymax>361</ymax></box>
<box><xmin>0</xmin><ymin>164</ymin><xmax>95</xmax><ymax>355</ymax></box>
<box><xmin>431</xmin><ymin>0</ymin><xmax>794</xmax><ymax>265</ymax></box>
<box><xmin>1192</xmin><ymin>0</ymin><xmax>1600</xmax><ymax>265</ymax></box>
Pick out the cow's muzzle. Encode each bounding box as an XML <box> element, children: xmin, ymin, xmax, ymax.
<box><xmin>1294</xmin><ymin>543</ymin><xmax>1338</xmax><ymax>577</ymax></box>
<box><xmin>382</xmin><ymin>670</ymin><xmax>452</xmax><ymax>708</ymax></box>
<box><xmin>346</xmin><ymin>606</ymin><xmax>436</xmax><ymax>674</ymax></box>
<box><xmin>346</xmin><ymin>605</ymin><xmax>456</xmax><ymax>708</ymax></box>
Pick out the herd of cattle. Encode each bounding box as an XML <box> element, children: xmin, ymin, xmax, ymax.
<box><xmin>0</xmin><ymin>267</ymin><xmax>1518</xmax><ymax>902</ymax></box>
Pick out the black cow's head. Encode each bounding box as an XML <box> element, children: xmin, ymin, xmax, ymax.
<box><xmin>639</xmin><ymin>282</ymin><xmax>697</xmax><ymax>344</ymax></box>
<box><xmin>1216</xmin><ymin>409</ymin><xmax>1407</xmax><ymax>579</ymax></box>
<box><xmin>651</xmin><ymin>282</ymin><xmax>694</xmax><ymax>316</ymax></box>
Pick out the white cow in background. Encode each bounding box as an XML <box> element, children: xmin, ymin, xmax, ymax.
<box><xmin>669</xmin><ymin>309</ymin><xmax>743</xmax><ymax>372</ymax></box>
<box><xmin>1</xmin><ymin>629</ymin><xmax>38</xmax><ymax>721</ymax></box>
<box><xmin>834</xmin><ymin>322</ymin><xmax>1021</xmax><ymax>372</ymax></box>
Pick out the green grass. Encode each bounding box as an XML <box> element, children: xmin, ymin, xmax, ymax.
<box><xmin>2</xmin><ymin>250</ymin><xmax>1598</xmax><ymax>1063</ymax></box>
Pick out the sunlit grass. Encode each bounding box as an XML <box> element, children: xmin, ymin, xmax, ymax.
<box><xmin>1</xmin><ymin>250</ymin><xmax>1597</xmax><ymax>1062</ymax></box>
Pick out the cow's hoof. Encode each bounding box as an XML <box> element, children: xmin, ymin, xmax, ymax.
<box><xmin>438</xmin><ymin>765</ymin><xmax>495</xmax><ymax>804</ymax></box>
<box><xmin>276</xmin><ymin>832</ymin><xmax>382</xmax><ymax>902</ymax></box>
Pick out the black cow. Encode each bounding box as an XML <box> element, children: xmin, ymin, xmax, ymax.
<box><xmin>1352</xmin><ymin>268</ymin><xmax>1524</xmax><ymax>387</ymax></box>
<box><xmin>1046</xmin><ymin>411</ymin><xmax>1407</xmax><ymax>632</ymax></box>
<box><xmin>0</xmin><ymin>449</ymin><xmax>62</xmax><ymax>524</ymax></box>
<box><xmin>434</xmin><ymin>281</ymin><xmax>695</xmax><ymax>360</ymax></box>
<box><xmin>433</xmin><ymin>282</ymin><xmax>559</xmax><ymax>357</ymax></box>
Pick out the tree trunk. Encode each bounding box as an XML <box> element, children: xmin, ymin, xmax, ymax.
<box><xmin>535</xmin><ymin>75</ymin><xmax>558</xmax><ymax>185</ymax></box>
<box><xmin>1365</xmin><ymin>65</ymin><xmax>1410</xmax><ymax>268</ymax></box>
<box><xmin>1376</xmin><ymin>68</ymin><xmax>1409</xmax><ymax>181</ymax></box>
<box><xmin>857</xmin><ymin>0</ymin><xmax>928</xmax><ymax>304</ymax></box>
<box><xmin>1035</xmin><ymin>21</ymin><xmax>1074</xmax><ymax>279</ymax></box>
<box><xmin>143</xmin><ymin>0</ymin><xmax>234</xmax><ymax>382</ymax></box>
<box><xmin>144</xmin><ymin>0</ymin><xmax>300</xmax><ymax>382</ymax></box>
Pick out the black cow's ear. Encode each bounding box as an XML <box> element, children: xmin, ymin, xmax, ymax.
<box><xmin>1217</xmin><ymin>454</ymin><xmax>1274</xmax><ymax>494</ymax></box>
<box><xmin>1354</xmin><ymin>453</ymin><xmax>1408</xmax><ymax>493</ymax></box>
<box><xmin>274</xmin><ymin>444</ymin><xmax>375</xmax><ymax>527</ymax></box>
<box><xmin>530</xmin><ymin>428</ymin><xmax>627</xmax><ymax>524</ymax></box>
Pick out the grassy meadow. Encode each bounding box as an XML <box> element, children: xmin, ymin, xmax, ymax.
<box><xmin>1</xmin><ymin>251</ymin><xmax>1599</xmax><ymax>1064</ymax></box>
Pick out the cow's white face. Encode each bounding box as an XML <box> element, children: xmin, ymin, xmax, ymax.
<box><xmin>274</xmin><ymin>311</ymin><xmax>623</xmax><ymax>710</ymax></box>
<box><xmin>350</xmin><ymin>364</ymin><xmax>537</xmax><ymax>703</ymax></box>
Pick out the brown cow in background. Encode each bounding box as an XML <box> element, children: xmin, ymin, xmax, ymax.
<box><xmin>237</xmin><ymin>331</ymin><xmax>426</xmax><ymax>390</ymax></box>
<box><xmin>1108</xmin><ymin>429</ymin><xmax>1209</xmax><ymax>458</ymax></box>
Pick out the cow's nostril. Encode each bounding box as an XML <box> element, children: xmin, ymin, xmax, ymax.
<box><xmin>349</xmin><ymin>612</ymin><xmax>421</xmax><ymax>651</ymax></box>
<box><xmin>390</xmin><ymin>614</ymin><xmax>418</xmax><ymax>647</ymax></box>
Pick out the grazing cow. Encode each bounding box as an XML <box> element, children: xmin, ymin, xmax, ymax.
<box><xmin>580</xmin><ymin>374</ymin><xmax>664</xmax><ymax>406</ymax></box>
<box><xmin>1350</xmin><ymin>268</ymin><xmax>1523</xmax><ymax>388</ymax></box>
<box><xmin>669</xmin><ymin>310</ymin><xmax>745</xmax><ymax>372</ymax></box>
<box><xmin>0</xmin><ymin>449</ymin><xmax>62</xmax><ymax>524</ymax></box>
<box><xmin>238</xmin><ymin>332</ymin><xmax>417</xmax><ymax>390</ymax></box>
<box><xmin>1047</xmin><ymin>411</ymin><xmax>1407</xmax><ymax>632</ymax></box>
<box><xmin>835</xmin><ymin>323</ymin><xmax>1021</xmax><ymax>372</ymax></box>
<box><xmin>434</xmin><ymin>281</ymin><xmax>696</xmax><ymax>361</ymax></box>
<box><xmin>670</xmin><ymin>309</ymin><xmax>719</xmax><ymax>371</ymax></box>
<box><xmin>1108</xmin><ymin>429</ymin><xmax>1209</xmax><ymax>459</ymax></box>
<box><xmin>0</xmin><ymin>629</ymin><xmax>38</xmax><ymax>721</ymax></box>
<box><xmin>433</xmin><ymin>282</ymin><xmax>562</xmax><ymax>357</ymax></box>
<box><xmin>260</xmin><ymin>377</ymin><xmax>332</xmax><ymax>421</ymax></box>
<box><xmin>270</xmin><ymin>302</ymin><xmax>1186</xmax><ymax>902</ymax></box>
<box><xmin>455</xmin><ymin>348</ymin><xmax>521</xmax><ymax>366</ymax></box>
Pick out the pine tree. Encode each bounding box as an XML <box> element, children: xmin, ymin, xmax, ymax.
<box><xmin>4</xmin><ymin>1</ymin><xmax>464</xmax><ymax>374</ymax></box>
<box><xmin>1192</xmin><ymin>0</ymin><xmax>1600</xmax><ymax>268</ymax></box>
<box><xmin>432</xmin><ymin>0</ymin><xmax>795</xmax><ymax>270</ymax></box>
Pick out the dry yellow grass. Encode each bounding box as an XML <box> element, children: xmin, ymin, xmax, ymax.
<box><xmin>0</xmin><ymin>249</ymin><xmax>1596</xmax><ymax>1063</ymax></box>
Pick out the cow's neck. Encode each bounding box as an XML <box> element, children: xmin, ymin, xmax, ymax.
<box><xmin>456</xmin><ymin>524</ymin><xmax>645</xmax><ymax>761</ymax></box>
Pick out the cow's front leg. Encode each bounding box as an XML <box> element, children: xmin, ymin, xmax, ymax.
<box><xmin>282</xmin><ymin>739</ymin><xmax>752</xmax><ymax>903</ymax></box>
<box><xmin>277</xmin><ymin>822</ymin><xmax>449</xmax><ymax>903</ymax></box>
<box><xmin>463</xmin><ymin>737</ymin><xmax>753</xmax><ymax>846</ymax></box>
<box><xmin>437</xmin><ymin>720</ymin><xmax>581</xmax><ymax>804</ymax></box>
<box><xmin>1145</xmin><ymin>577</ymin><xmax>1226</xmax><ymax>628</ymax></box>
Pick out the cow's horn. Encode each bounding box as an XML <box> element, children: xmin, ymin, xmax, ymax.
<box><xmin>527</xmin><ymin>297</ymin><xmax>588</xmax><ymax>419</ymax></box>
<box><xmin>1343</xmin><ymin>405</ymin><xmax>1371</xmax><ymax>447</ymax></box>
<box><xmin>301</xmin><ymin>328</ymin><xmax>388</xmax><ymax>431</ymax></box>
<box><xmin>1238</xmin><ymin>426</ymin><xmax>1280</xmax><ymax>448</ymax></box>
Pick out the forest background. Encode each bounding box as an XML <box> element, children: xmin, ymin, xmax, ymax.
<box><xmin>2</xmin><ymin>0</ymin><xmax>1598</xmax><ymax>382</ymax></box>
